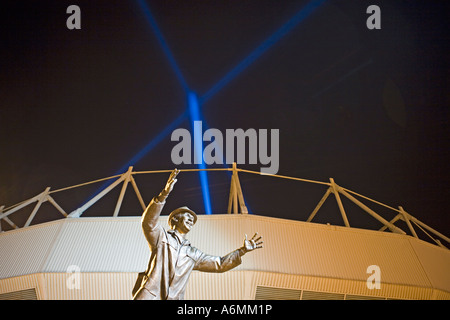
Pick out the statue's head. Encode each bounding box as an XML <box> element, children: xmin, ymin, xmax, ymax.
<box><xmin>168</xmin><ymin>206</ymin><xmax>197</xmax><ymax>234</ymax></box>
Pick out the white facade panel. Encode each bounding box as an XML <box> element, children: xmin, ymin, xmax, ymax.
<box><xmin>43</xmin><ymin>272</ymin><xmax>136</xmax><ymax>300</ymax></box>
<box><xmin>43</xmin><ymin>217</ymin><xmax>149</xmax><ymax>273</ymax></box>
<box><xmin>189</xmin><ymin>215</ymin><xmax>433</xmax><ymax>288</ymax></box>
<box><xmin>408</xmin><ymin>238</ymin><xmax>450</xmax><ymax>292</ymax></box>
<box><xmin>0</xmin><ymin>220</ymin><xmax>61</xmax><ymax>279</ymax></box>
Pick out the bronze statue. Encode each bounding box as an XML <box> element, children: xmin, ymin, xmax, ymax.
<box><xmin>133</xmin><ymin>169</ymin><xmax>263</xmax><ymax>300</ymax></box>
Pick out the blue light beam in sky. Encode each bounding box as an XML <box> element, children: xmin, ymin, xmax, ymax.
<box><xmin>188</xmin><ymin>91</ymin><xmax>213</xmax><ymax>215</ymax></box>
<box><xmin>84</xmin><ymin>0</ymin><xmax>328</xmax><ymax>212</ymax></box>
<box><xmin>136</xmin><ymin>0</ymin><xmax>214</xmax><ymax>214</ymax></box>
<box><xmin>82</xmin><ymin>112</ymin><xmax>187</xmax><ymax>207</ymax></box>
<box><xmin>136</xmin><ymin>0</ymin><xmax>189</xmax><ymax>91</ymax></box>
<box><xmin>119</xmin><ymin>112</ymin><xmax>187</xmax><ymax>174</ymax></box>
<box><xmin>201</xmin><ymin>0</ymin><xmax>328</xmax><ymax>103</ymax></box>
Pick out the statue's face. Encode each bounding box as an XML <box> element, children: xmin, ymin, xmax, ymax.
<box><xmin>173</xmin><ymin>212</ymin><xmax>195</xmax><ymax>234</ymax></box>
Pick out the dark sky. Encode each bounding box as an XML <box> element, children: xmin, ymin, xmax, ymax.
<box><xmin>0</xmin><ymin>1</ymin><xmax>448</xmax><ymax>241</ymax></box>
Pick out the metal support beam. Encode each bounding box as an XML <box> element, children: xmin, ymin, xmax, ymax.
<box><xmin>1</xmin><ymin>205</ymin><xmax>18</xmax><ymax>230</ymax></box>
<box><xmin>330</xmin><ymin>178</ymin><xmax>350</xmax><ymax>227</ymax></box>
<box><xmin>24</xmin><ymin>187</ymin><xmax>51</xmax><ymax>227</ymax></box>
<box><xmin>1</xmin><ymin>163</ymin><xmax>447</xmax><ymax>249</ymax></box>
<box><xmin>0</xmin><ymin>194</ymin><xmax>42</xmax><ymax>220</ymax></box>
<box><xmin>339</xmin><ymin>188</ymin><xmax>406</xmax><ymax>234</ymax></box>
<box><xmin>406</xmin><ymin>211</ymin><xmax>450</xmax><ymax>244</ymax></box>
<box><xmin>399</xmin><ymin>206</ymin><xmax>418</xmax><ymax>238</ymax></box>
<box><xmin>379</xmin><ymin>214</ymin><xmax>402</xmax><ymax>232</ymax></box>
<box><xmin>3</xmin><ymin>217</ymin><xmax>18</xmax><ymax>230</ymax></box>
<box><xmin>233</xmin><ymin>166</ymin><xmax>248</xmax><ymax>214</ymax></box>
<box><xmin>130</xmin><ymin>175</ymin><xmax>146</xmax><ymax>211</ymax></box>
<box><xmin>307</xmin><ymin>187</ymin><xmax>332</xmax><ymax>222</ymax></box>
<box><xmin>113</xmin><ymin>167</ymin><xmax>133</xmax><ymax>217</ymax></box>
<box><xmin>68</xmin><ymin>173</ymin><xmax>127</xmax><ymax>218</ymax></box>
<box><xmin>227</xmin><ymin>163</ymin><xmax>248</xmax><ymax>214</ymax></box>
<box><xmin>227</xmin><ymin>173</ymin><xmax>237</xmax><ymax>214</ymax></box>
<box><xmin>47</xmin><ymin>195</ymin><xmax>68</xmax><ymax>218</ymax></box>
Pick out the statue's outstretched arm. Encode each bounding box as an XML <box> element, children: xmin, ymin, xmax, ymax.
<box><xmin>193</xmin><ymin>233</ymin><xmax>263</xmax><ymax>273</ymax></box>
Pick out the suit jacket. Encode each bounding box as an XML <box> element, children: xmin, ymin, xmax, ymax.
<box><xmin>133</xmin><ymin>197</ymin><xmax>242</xmax><ymax>300</ymax></box>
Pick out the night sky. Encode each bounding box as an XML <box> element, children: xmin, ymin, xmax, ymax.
<box><xmin>0</xmin><ymin>1</ymin><xmax>448</xmax><ymax>241</ymax></box>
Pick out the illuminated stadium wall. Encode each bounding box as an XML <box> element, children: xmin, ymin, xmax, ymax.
<box><xmin>1</xmin><ymin>214</ymin><xmax>449</xmax><ymax>300</ymax></box>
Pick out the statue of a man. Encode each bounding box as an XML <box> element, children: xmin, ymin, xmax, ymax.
<box><xmin>133</xmin><ymin>169</ymin><xmax>263</xmax><ymax>300</ymax></box>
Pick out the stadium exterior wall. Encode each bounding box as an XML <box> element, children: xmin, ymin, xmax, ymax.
<box><xmin>0</xmin><ymin>214</ymin><xmax>449</xmax><ymax>300</ymax></box>
<box><xmin>1</xmin><ymin>271</ymin><xmax>450</xmax><ymax>300</ymax></box>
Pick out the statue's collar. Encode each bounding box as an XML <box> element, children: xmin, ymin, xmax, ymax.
<box><xmin>168</xmin><ymin>229</ymin><xmax>190</xmax><ymax>246</ymax></box>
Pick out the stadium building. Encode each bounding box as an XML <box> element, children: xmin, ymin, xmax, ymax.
<box><xmin>0</xmin><ymin>166</ymin><xmax>449</xmax><ymax>300</ymax></box>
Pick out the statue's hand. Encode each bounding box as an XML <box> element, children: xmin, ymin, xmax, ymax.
<box><xmin>159</xmin><ymin>169</ymin><xmax>180</xmax><ymax>200</ymax></box>
<box><xmin>242</xmin><ymin>233</ymin><xmax>263</xmax><ymax>253</ymax></box>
